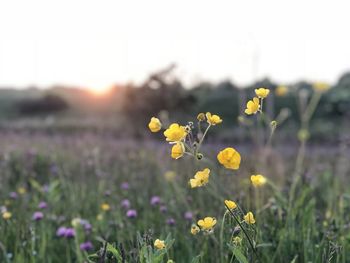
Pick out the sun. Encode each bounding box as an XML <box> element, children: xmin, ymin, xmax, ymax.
<box><xmin>88</xmin><ymin>86</ymin><xmax>111</xmax><ymax>96</ymax></box>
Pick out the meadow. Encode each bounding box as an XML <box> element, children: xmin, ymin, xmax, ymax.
<box><xmin>0</xmin><ymin>87</ymin><xmax>349</xmax><ymax>263</ymax></box>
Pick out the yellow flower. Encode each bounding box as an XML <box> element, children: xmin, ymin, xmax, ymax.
<box><xmin>233</xmin><ymin>236</ymin><xmax>242</xmax><ymax>246</ymax></box>
<box><xmin>197</xmin><ymin>217</ymin><xmax>217</xmax><ymax>231</ymax></box>
<box><xmin>244</xmin><ymin>212</ymin><xmax>256</xmax><ymax>224</ymax></box>
<box><xmin>217</xmin><ymin>147</ymin><xmax>241</xmax><ymax>170</ymax></box>
<box><xmin>164</xmin><ymin>170</ymin><xmax>176</xmax><ymax>181</ymax></box>
<box><xmin>313</xmin><ymin>82</ymin><xmax>330</xmax><ymax>92</ymax></box>
<box><xmin>275</xmin><ymin>85</ymin><xmax>288</xmax><ymax>97</ymax></box>
<box><xmin>206</xmin><ymin>112</ymin><xmax>222</xmax><ymax>125</ymax></box>
<box><xmin>71</xmin><ymin>218</ymin><xmax>81</xmax><ymax>227</ymax></box>
<box><xmin>101</xmin><ymin>203</ymin><xmax>110</xmax><ymax>211</ymax></box>
<box><xmin>164</xmin><ymin>123</ymin><xmax>187</xmax><ymax>142</ymax></box>
<box><xmin>189</xmin><ymin>168</ymin><xmax>210</xmax><ymax>188</ymax></box>
<box><xmin>148</xmin><ymin>117</ymin><xmax>162</xmax><ymax>132</ymax></box>
<box><xmin>171</xmin><ymin>142</ymin><xmax>185</xmax><ymax>159</ymax></box>
<box><xmin>244</xmin><ymin>97</ymin><xmax>260</xmax><ymax>115</ymax></box>
<box><xmin>250</xmin><ymin>174</ymin><xmax>267</xmax><ymax>187</ymax></box>
<box><xmin>154</xmin><ymin>239</ymin><xmax>166</xmax><ymax>249</ymax></box>
<box><xmin>255</xmin><ymin>88</ymin><xmax>270</xmax><ymax>98</ymax></box>
<box><xmin>18</xmin><ymin>187</ymin><xmax>26</xmax><ymax>195</ymax></box>
<box><xmin>191</xmin><ymin>225</ymin><xmax>200</xmax><ymax>235</ymax></box>
<box><xmin>197</xmin><ymin>113</ymin><xmax>206</xmax><ymax>121</ymax></box>
<box><xmin>97</xmin><ymin>214</ymin><xmax>103</xmax><ymax>221</ymax></box>
<box><xmin>224</xmin><ymin>200</ymin><xmax>237</xmax><ymax>210</ymax></box>
<box><xmin>2</xmin><ymin>211</ymin><xmax>12</xmax><ymax>220</ymax></box>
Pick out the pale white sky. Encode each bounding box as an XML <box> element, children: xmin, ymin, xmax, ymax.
<box><xmin>0</xmin><ymin>0</ymin><xmax>350</xmax><ymax>91</ymax></box>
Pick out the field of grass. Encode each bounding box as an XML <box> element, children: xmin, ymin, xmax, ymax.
<box><xmin>0</xmin><ymin>89</ymin><xmax>349</xmax><ymax>263</ymax></box>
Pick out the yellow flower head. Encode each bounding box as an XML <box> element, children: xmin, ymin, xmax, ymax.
<box><xmin>250</xmin><ymin>174</ymin><xmax>267</xmax><ymax>187</ymax></box>
<box><xmin>275</xmin><ymin>85</ymin><xmax>288</xmax><ymax>97</ymax></box>
<box><xmin>224</xmin><ymin>200</ymin><xmax>237</xmax><ymax>210</ymax></box>
<box><xmin>148</xmin><ymin>117</ymin><xmax>162</xmax><ymax>132</ymax></box>
<box><xmin>197</xmin><ymin>217</ymin><xmax>217</xmax><ymax>231</ymax></box>
<box><xmin>164</xmin><ymin>123</ymin><xmax>187</xmax><ymax>142</ymax></box>
<box><xmin>171</xmin><ymin>142</ymin><xmax>185</xmax><ymax>159</ymax></box>
<box><xmin>255</xmin><ymin>88</ymin><xmax>270</xmax><ymax>98</ymax></box>
<box><xmin>197</xmin><ymin>113</ymin><xmax>206</xmax><ymax>121</ymax></box>
<box><xmin>18</xmin><ymin>187</ymin><xmax>26</xmax><ymax>195</ymax></box>
<box><xmin>154</xmin><ymin>239</ymin><xmax>166</xmax><ymax>249</ymax></box>
<box><xmin>97</xmin><ymin>214</ymin><xmax>103</xmax><ymax>221</ymax></box>
<box><xmin>217</xmin><ymin>147</ymin><xmax>241</xmax><ymax>170</ymax></box>
<box><xmin>191</xmin><ymin>225</ymin><xmax>200</xmax><ymax>235</ymax></box>
<box><xmin>164</xmin><ymin>170</ymin><xmax>176</xmax><ymax>181</ymax></box>
<box><xmin>244</xmin><ymin>212</ymin><xmax>256</xmax><ymax>224</ymax></box>
<box><xmin>101</xmin><ymin>203</ymin><xmax>110</xmax><ymax>211</ymax></box>
<box><xmin>206</xmin><ymin>112</ymin><xmax>222</xmax><ymax>125</ymax></box>
<box><xmin>233</xmin><ymin>236</ymin><xmax>242</xmax><ymax>246</ymax></box>
<box><xmin>2</xmin><ymin>211</ymin><xmax>12</xmax><ymax>220</ymax></box>
<box><xmin>189</xmin><ymin>168</ymin><xmax>210</xmax><ymax>188</ymax></box>
<box><xmin>245</xmin><ymin>97</ymin><xmax>260</xmax><ymax>115</ymax></box>
<box><xmin>71</xmin><ymin>218</ymin><xmax>81</xmax><ymax>227</ymax></box>
<box><xmin>313</xmin><ymin>82</ymin><xmax>330</xmax><ymax>92</ymax></box>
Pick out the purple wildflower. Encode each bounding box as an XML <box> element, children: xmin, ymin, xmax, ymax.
<box><xmin>9</xmin><ymin>192</ymin><xmax>18</xmax><ymax>199</ymax></box>
<box><xmin>56</xmin><ymin>226</ymin><xmax>67</xmax><ymax>237</ymax></box>
<box><xmin>64</xmin><ymin>228</ymin><xmax>76</xmax><ymax>238</ymax></box>
<box><xmin>121</xmin><ymin>199</ymin><xmax>131</xmax><ymax>209</ymax></box>
<box><xmin>32</xmin><ymin>211</ymin><xmax>44</xmax><ymax>221</ymax></box>
<box><xmin>120</xmin><ymin>182</ymin><xmax>129</xmax><ymax>190</ymax></box>
<box><xmin>38</xmin><ymin>201</ymin><xmax>48</xmax><ymax>209</ymax></box>
<box><xmin>80</xmin><ymin>241</ymin><xmax>93</xmax><ymax>251</ymax></box>
<box><xmin>126</xmin><ymin>209</ymin><xmax>137</xmax><ymax>218</ymax></box>
<box><xmin>150</xmin><ymin>196</ymin><xmax>161</xmax><ymax>206</ymax></box>
<box><xmin>184</xmin><ymin>211</ymin><xmax>193</xmax><ymax>221</ymax></box>
<box><xmin>166</xmin><ymin>218</ymin><xmax>176</xmax><ymax>226</ymax></box>
<box><xmin>160</xmin><ymin>205</ymin><xmax>168</xmax><ymax>213</ymax></box>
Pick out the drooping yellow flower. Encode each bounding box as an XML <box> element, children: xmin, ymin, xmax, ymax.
<box><xmin>224</xmin><ymin>200</ymin><xmax>237</xmax><ymax>210</ymax></box>
<box><xmin>250</xmin><ymin>174</ymin><xmax>267</xmax><ymax>187</ymax></box>
<box><xmin>18</xmin><ymin>187</ymin><xmax>26</xmax><ymax>195</ymax></box>
<box><xmin>255</xmin><ymin>88</ymin><xmax>270</xmax><ymax>98</ymax></box>
<box><xmin>275</xmin><ymin>85</ymin><xmax>288</xmax><ymax>97</ymax></box>
<box><xmin>197</xmin><ymin>113</ymin><xmax>206</xmax><ymax>121</ymax></box>
<box><xmin>154</xmin><ymin>239</ymin><xmax>166</xmax><ymax>249</ymax></box>
<box><xmin>101</xmin><ymin>203</ymin><xmax>110</xmax><ymax>211</ymax></box>
<box><xmin>2</xmin><ymin>211</ymin><xmax>12</xmax><ymax>220</ymax></box>
<box><xmin>244</xmin><ymin>97</ymin><xmax>260</xmax><ymax>115</ymax></box>
<box><xmin>148</xmin><ymin>117</ymin><xmax>162</xmax><ymax>132</ymax></box>
<box><xmin>244</xmin><ymin>212</ymin><xmax>256</xmax><ymax>224</ymax></box>
<box><xmin>164</xmin><ymin>123</ymin><xmax>187</xmax><ymax>142</ymax></box>
<box><xmin>191</xmin><ymin>225</ymin><xmax>200</xmax><ymax>235</ymax></box>
<box><xmin>217</xmin><ymin>147</ymin><xmax>241</xmax><ymax>170</ymax></box>
<box><xmin>189</xmin><ymin>168</ymin><xmax>210</xmax><ymax>188</ymax></box>
<box><xmin>197</xmin><ymin>217</ymin><xmax>217</xmax><ymax>231</ymax></box>
<box><xmin>206</xmin><ymin>112</ymin><xmax>222</xmax><ymax>125</ymax></box>
<box><xmin>171</xmin><ymin>142</ymin><xmax>185</xmax><ymax>159</ymax></box>
<box><xmin>313</xmin><ymin>82</ymin><xmax>330</xmax><ymax>92</ymax></box>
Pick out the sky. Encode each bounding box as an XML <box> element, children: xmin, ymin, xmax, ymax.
<box><xmin>0</xmin><ymin>0</ymin><xmax>350</xmax><ymax>92</ymax></box>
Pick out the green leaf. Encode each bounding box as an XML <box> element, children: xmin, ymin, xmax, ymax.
<box><xmin>231</xmin><ymin>248</ymin><xmax>249</xmax><ymax>263</ymax></box>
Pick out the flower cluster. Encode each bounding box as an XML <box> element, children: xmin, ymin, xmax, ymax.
<box><xmin>245</xmin><ymin>88</ymin><xmax>270</xmax><ymax>115</ymax></box>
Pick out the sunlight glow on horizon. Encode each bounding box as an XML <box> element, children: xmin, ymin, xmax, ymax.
<box><xmin>1</xmin><ymin>0</ymin><xmax>350</xmax><ymax>89</ymax></box>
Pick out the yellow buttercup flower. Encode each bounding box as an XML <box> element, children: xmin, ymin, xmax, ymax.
<box><xmin>244</xmin><ymin>212</ymin><xmax>256</xmax><ymax>224</ymax></box>
<box><xmin>71</xmin><ymin>218</ymin><xmax>81</xmax><ymax>227</ymax></box>
<box><xmin>2</xmin><ymin>211</ymin><xmax>12</xmax><ymax>220</ymax></box>
<box><xmin>191</xmin><ymin>225</ymin><xmax>200</xmax><ymax>235</ymax></box>
<box><xmin>255</xmin><ymin>88</ymin><xmax>270</xmax><ymax>98</ymax></box>
<box><xmin>189</xmin><ymin>168</ymin><xmax>210</xmax><ymax>188</ymax></box>
<box><xmin>245</xmin><ymin>97</ymin><xmax>260</xmax><ymax>115</ymax></box>
<box><xmin>224</xmin><ymin>200</ymin><xmax>237</xmax><ymax>210</ymax></box>
<box><xmin>250</xmin><ymin>174</ymin><xmax>267</xmax><ymax>187</ymax></box>
<box><xmin>101</xmin><ymin>203</ymin><xmax>110</xmax><ymax>211</ymax></box>
<box><xmin>233</xmin><ymin>236</ymin><xmax>242</xmax><ymax>246</ymax></box>
<box><xmin>97</xmin><ymin>214</ymin><xmax>103</xmax><ymax>221</ymax></box>
<box><xmin>148</xmin><ymin>117</ymin><xmax>162</xmax><ymax>132</ymax></box>
<box><xmin>206</xmin><ymin>112</ymin><xmax>222</xmax><ymax>125</ymax></box>
<box><xmin>164</xmin><ymin>123</ymin><xmax>187</xmax><ymax>142</ymax></box>
<box><xmin>197</xmin><ymin>113</ymin><xmax>206</xmax><ymax>121</ymax></box>
<box><xmin>18</xmin><ymin>187</ymin><xmax>26</xmax><ymax>195</ymax></box>
<box><xmin>171</xmin><ymin>142</ymin><xmax>185</xmax><ymax>159</ymax></box>
<box><xmin>275</xmin><ymin>85</ymin><xmax>288</xmax><ymax>97</ymax></box>
<box><xmin>197</xmin><ymin>217</ymin><xmax>217</xmax><ymax>231</ymax></box>
<box><xmin>164</xmin><ymin>170</ymin><xmax>176</xmax><ymax>181</ymax></box>
<box><xmin>217</xmin><ymin>147</ymin><xmax>241</xmax><ymax>170</ymax></box>
<box><xmin>154</xmin><ymin>239</ymin><xmax>166</xmax><ymax>249</ymax></box>
<box><xmin>313</xmin><ymin>82</ymin><xmax>330</xmax><ymax>92</ymax></box>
